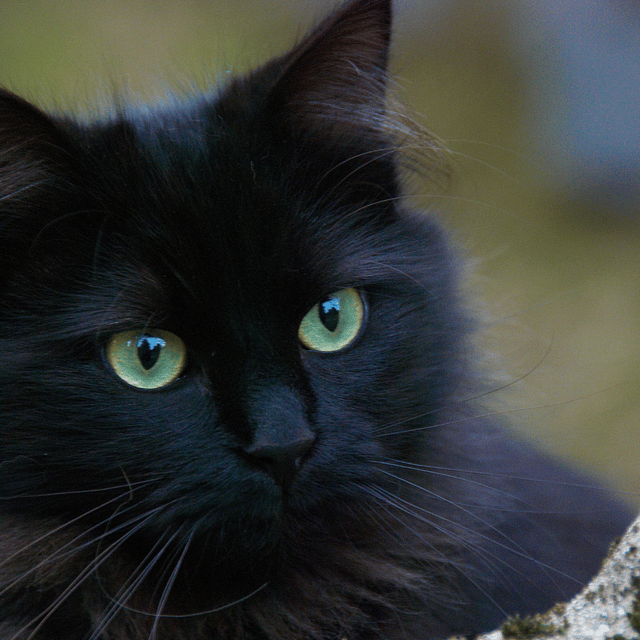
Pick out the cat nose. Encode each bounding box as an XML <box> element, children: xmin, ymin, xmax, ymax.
<box><xmin>244</xmin><ymin>430</ymin><xmax>315</xmax><ymax>489</ymax></box>
<box><xmin>242</xmin><ymin>383</ymin><xmax>317</xmax><ymax>488</ymax></box>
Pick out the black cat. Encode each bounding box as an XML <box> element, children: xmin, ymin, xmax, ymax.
<box><xmin>0</xmin><ymin>0</ymin><xmax>632</xmax><ymax>638</ymax></box>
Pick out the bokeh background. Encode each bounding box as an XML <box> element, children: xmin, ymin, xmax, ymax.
<box><xmin>1</xmin><ymin>0</ymin><xmax>639</xmax><ymax>504</ymax></box>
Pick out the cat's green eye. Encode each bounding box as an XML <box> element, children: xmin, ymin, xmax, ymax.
<box><xmin>105</xmin><ymin>330</ymin><xmax>187</xmax><ymax>389</ymax></box>
<box><xmin>298</xmin><ymin>288</ymin><xmax>364</xmax><ymax>352</ymax></box>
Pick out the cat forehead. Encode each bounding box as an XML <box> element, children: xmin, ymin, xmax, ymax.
<box><xmin>126</xmin><ymin>99</ymin><xmax>217</xmax><ymax>157</ymax></box>
<box><xmin>90</xmin><ymin>103</ymin><xmax>397</xmax><ymax>276</ymax></box>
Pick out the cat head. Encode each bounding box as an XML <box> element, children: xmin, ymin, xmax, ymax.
<box><xmin>0</xmin><ymin>0</ymin><xmax>470</xmax><ymax>631</ymax></box>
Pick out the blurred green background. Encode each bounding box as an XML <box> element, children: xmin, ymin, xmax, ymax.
<box><xmin>1</xmin><ymin>0</ymin><xmax>638</xmax><ymax>503</ymax></box>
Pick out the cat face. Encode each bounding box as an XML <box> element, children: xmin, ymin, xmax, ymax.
<box><xmin>0</xmin><ymin>0</ymin><xmax>468</xmax><ymax>626</ymax></box>
<box><xmin>1</xmin><ymin>2</ymin><xmax>633</xmax><ymax>638</ymax></box>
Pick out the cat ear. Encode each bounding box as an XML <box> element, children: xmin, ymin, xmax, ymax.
<box><xmin>0</xmin><ymin>88</ymin><xmax>73</xmax><ymax>207</ymax></box>
<box><xmin>267</xmin><ymin>0</ymin><xmax>392</xmax><ymax>141</ymax></box>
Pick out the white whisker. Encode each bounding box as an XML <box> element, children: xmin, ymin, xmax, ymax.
<box><xmin>375</xmin><ymin>470</ymin><xmax>576</xmax><ymax>588</ymax></box>
<box><xmin>363</xmin><ymin>484</ymin><xmax>511</xmax><ymax>616</ymax></box>
<box><xmin>13</xmin><ymin>509</ymin><xmax>161</xmax><ymax>640</ymax></box>
<box><xmin>89</xmin><ymin>527</ymin><xmax>184</xmax><ymax>640</ymax></box>
<box><xmin>377</xmin><ymin>384</ymin><xmax>620</xmax><ymax>438</ymax></box>
<box><xmin>148</xmin><ymin>526</ymin><xmax>196</xmax><ymax>639</ymax></box>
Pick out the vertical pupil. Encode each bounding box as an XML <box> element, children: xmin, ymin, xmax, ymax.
<box><xmin>137</xmin><ymin>336</ymin><xmax>164</xmax><ymax>371</ymax></box>
<box><xmin>319</xmin><ymin>297</ymin><xmax>340</xmax><ymax>332</ymax></box>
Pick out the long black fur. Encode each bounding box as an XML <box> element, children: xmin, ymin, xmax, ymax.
<box><xmin>0</xmin><ymin>1</ymin><xmax>632</xmax><ymax>638</ymax></box>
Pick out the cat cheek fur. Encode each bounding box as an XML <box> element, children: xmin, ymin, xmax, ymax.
<box><xmin>0</xmin><ymin>0</ymin><xmax>633</xmax><ymax>639</ymax></box>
